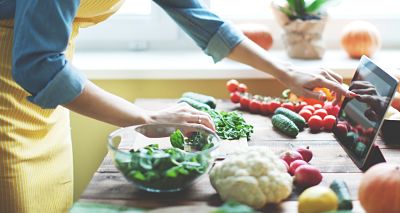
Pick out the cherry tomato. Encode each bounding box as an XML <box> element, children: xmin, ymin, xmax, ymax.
<box><xmin>226</xmin><ymin>79</ymin><xmax>239</xmax><ymax>93</ymax></box>
<box><xmin>237</xmin><ymin>83</ymin><xmax>248</xmax><ymax>93</ymax></box>
<box><xmin>308</xmin><ymin>115</ymin><xmax>323</xmax><ymax>132</ymax></box>
<box><xmin>249</xmin><ymin>99</ymin><xmax>262</xmax><ymax>113</ymax></box>
<box><xmin>230</xmin><ymin>92</ymin><xmax>241</xmax><ymax>104</ymax></box>
<box><xmin>302</xmin><ymin>105</ymin><xmax>315</xmax><ymax>114</ymax></box>
<box><xmin>269</xmin><ymin>100</ymin><xmax>281</xmax><ymax>113</ymax></box>
<box><xmin>313</xmin><ymin>104</ymin><xmax>323</xmax><ymax>110</ymax></box>
<box><xmin>281</xmin><ymin>102</ymin><xmax>296</xmax><ymax>112</ymax></box>
<box><xmin>299</xmin><ymin>109</ymin><xmax>313</xmax><ymax>121</ymax></box>
<box><xmin>314</xmin><ymin>108</ymin><xmax>328</xmax><ymax>119</ymax></box>
<box><xmin>323</xmin><ymin>115</ymin><xmax>336</xmax><ymax>131</ymax></box>
<box><xmin>295</xmin><ymin>101</ymin><xmax>307</xmax><ymax>112</ymax></box>
<box><xmin>240</xmin><ymin>96</ymin><xmax>251</xmax><ymax>110</ymax></box>
<box><xmin>323</xmin><ymin>102</ymin><xmax>340</xmax><ymax>117</ymax></box>
<box><xmin>260</xmin><ymin>101</ymin><xmax>272</xmax><ymax>115</ymax></box>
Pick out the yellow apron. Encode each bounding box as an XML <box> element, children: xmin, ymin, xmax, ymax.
<box><xmin>0</xmin><ymin>1</ymin><xmax>123</xmax><ymax>212</ymax></box>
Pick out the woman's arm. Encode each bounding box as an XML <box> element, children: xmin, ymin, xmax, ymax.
<box><xmin>12</xmin><ymin>0</ymin><xmax>214</xmax><ymax>130</ymax></box>
<box><xmin>227</xmin><ymin>39</ymin><xmax>355</xmax><ymax>103</ymax></box>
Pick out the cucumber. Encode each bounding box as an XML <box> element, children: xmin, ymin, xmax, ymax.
<box><xmin>178</xmin><ymin>97</ymin><xmax>211</xmax><ymax>111</ymax></box>
<box><xmin>329</xmin><ymin>179</ymin><xmax>353</xmax><ymax>210</ymax></box>
<box><xmin>274</xmin><ymin>107</ymin><xmax>306</xmax><ymax>130</ymax></box>
<box><xmin>182</xmin><ymin>92</ymin><xmax>217</xmax><ymax>109</ymax></box>
<box><xmin>272</xmin><ymin>114</ymin><xmax>299</xmax><ymax>137</ymax></box>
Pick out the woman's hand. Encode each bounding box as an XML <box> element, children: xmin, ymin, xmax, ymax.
<box><xmin>281</xmin><ymin>65</ymin><xmax>356</xmax><ymax>105</ymax></box>
<box><xmin>147</xmin><ymin>103</ymin><xmax>216</xmax><ymax>131</ymax></box>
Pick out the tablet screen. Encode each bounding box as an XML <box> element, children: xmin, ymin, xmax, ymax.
<box><xmin>333</xmin><ymin>56</ymin><xmax>398</xmax><ymax>167</ymax></box>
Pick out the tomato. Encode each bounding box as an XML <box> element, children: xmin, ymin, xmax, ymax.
<box><xmin>323</xmin><ymin>115</ymin><xmax>336</xmax><ymax>131</ymax></box>
<box><xmin>299</xmin><ymin>109</ymin><xmax>313</xmax><ymax>121</ymax></box>
<box><xmin>226</xmin><ymin>79</ymin><xmax>239</xmax><ymax>93</ymax></box>
<box><xmin>302</xmin><ymin>105</ymin><xmax>315</xmax><ymax>114</ymax></box>
<box><xmin>260</xmin><ymin>101</ymin><xmax>272</xmax><ymax>115</ymax></box>
<box><xmin>269</xmin><ymin>100</ymin><xmax>281</xmax><ymax>113</ymax></box>
<box><xmin>237</xmin><ymin>83</ymin><xmax>248</xmax><ymax>93</ymax></box>
<box><xmin>249</xmin><ymin>99</ymin><xmax>262</xmax><ymax>113</ymax></box>
<box><xmin>281</xmin><ymin>102</ymin><xmax>296</xmax><ymax>112</ymax></box>
<box><xmin>295</xmin><ymin>101</ymin><xmax>307</xmax><ymax>112</ymax></box>
<box><xmin>314</xmin><ymin>108</ymin><xmax>328</xmax><ymax>119</ymax></box>
<box><xmin>323</xmin><ymin>102</ymin><xmax>340</xmax><ymax>117</ymax></box>
<box><xmin>313</xmin><ymin>104</ymin><xmax>323</xmax><ymax>110</ymax></box>
<box><xmin>230</xmin><ymin>92</ymin><xmax>241</xmax><ymax>104</ymax></box>
<box><xmin>308</xmin><ymin>115</ymin><xmax>323</xmax><ymax>132</ymax></box>
<box><xmin>240</xmin><ymin>96</ymin><xmax>251</xmax><ymax>110</ymax></box>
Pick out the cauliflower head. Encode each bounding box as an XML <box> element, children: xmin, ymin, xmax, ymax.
<box><xmin>209</xmin><ymin>146</ymin><xmax>293</xmax><ymax>209</ymax></box>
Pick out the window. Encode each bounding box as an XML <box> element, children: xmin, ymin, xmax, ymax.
<box><xmin>75</xmin><ymin>0</ymin><xmax>178</xmax><ymax>51</ymax></box>
<box><xmin>75</xmin><ymin>0</ymin><xmax>400</xmax><ymax>51</ymax></box>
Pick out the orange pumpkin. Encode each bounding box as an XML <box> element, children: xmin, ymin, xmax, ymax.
<box><xmin>341</xmin><ymin>21</ymin><xmax>381</xmax><ymax>59</ymax></box>
<box><xmin>358</xmin><ymin>163</ymin><xmax>400</xmax><ymax>213</ymax></box>
<box><xmin>237</xmin><ymin>23</ymin><xmax>273</xmax><ymax>50</ymax></box>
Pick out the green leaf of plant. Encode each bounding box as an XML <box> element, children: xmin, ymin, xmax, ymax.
<box><xmin>170</xmin><ymin>129</ymin><xmax>184</xmax><ymax>149</ymax></box>
<box><xmin>306</xmin><ymin>0</ymin><xmax>329</xmax><ymax>13</ymax></box>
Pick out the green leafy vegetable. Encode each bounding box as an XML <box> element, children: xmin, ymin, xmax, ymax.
<box><xmin>170</xmin><ymin>129</ymin><xmax>185</xmax><ymax>149</ymax></box>
<box><xmin>278</xmin><ymin>0</ymin><xmax>338</xmax><ymax>20</ymax></box>
<box><xmin>212</xmin><ymin>200</ymin><xmax>258</xmax><ymax>213</ymax></box>
<box><xmin>115</xmin><ymin>144</ymin><xmax>211</xmax><ymax>191</ymax></box>
<box><xmin>207</xmin><ymin>110</ymin><xmax>254</xmax><ymax>141</ymax></box>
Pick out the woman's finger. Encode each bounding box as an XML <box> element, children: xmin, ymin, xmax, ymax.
<box><xmin>322</xmin><ymin>68</ymin><xmax>343</xmax><ymax>84</ymax></box>
<box><xmin>302</xmin><ymin>88</ymin><xmax>327</xmax><ymax>101</ymax></box>
<box><xmin>186</xmin><ymin>114</ymin><xmax>215</xmax><ymax>131</ymax></box>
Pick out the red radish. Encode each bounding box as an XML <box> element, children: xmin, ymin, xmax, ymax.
<box><xmin>323</xmin><ymin>115</ymin><xmax>336</xmax><ymax>131</ymax></box>
<box><xmin>308</xmin><ymin>115</ymin><xmax>323</xmax><ymax>132</ymax></box>
<box><xmin>230</xmin><ymin>92</ymin><xmax>241</xmax><ymax>104</ymax></box>
<box><xmin>237</xmin><ymin>83</ymin><xmax>248</xmax><ymax>93</ymax></box>
<box><xmin>281</xmin><ymin>102</ymin><xmax>296</xmax><ymax>112</ymax></box>
<box><xmin>323</xmin><ymin>102</ymin><xmax>340</xmax><ymax>117</ymax></box>
<box><xmin>269</xmin><ymin>100</ymin><xmax>281</xmax><ymax>113</ymax></box>
<box><xmin>299</xmin><ymin>109</ymin><xmax>313</xmax><ymax>121</ymax></box>
<box><xmin>314</xmin><ymin>108</ymin><xmax>328</xmax><ymax>119</ymax></box>
<box><xmin>302</xmin><ymin>105</ymin><xmax>315</xmax><ymax>113</ymax></box>
<box><xmin>280</xmin><ymin>159</ymin><xmax>289</xmax><ymax>172</ymax></box>
<box><xmin>313</xmin><ymin>104</ymin><xmax>323</xmax><ymax>110</ymax></box>
<box><xmin>226</xmin><ymin>79</ymin><xmax>239</xmax><ymax>92</ymax></box>
<box><xmin>289</xmin><ymin>160</ymin><xmax>308</xmax><ymax>176</ymax></box>
<box><xmin>294</xmin><ymin>165</ymin><xmax>323</xmax><ymax>188</ymax></box>
<box><xmin>296</xmin><ymin>146</ymin><xmax>313</xmax><ymax>163</ymax></box>
<box><xmin>280</xmin><ymin>150</ymin><xmax>303</xmax><ymax>166</ymax></box>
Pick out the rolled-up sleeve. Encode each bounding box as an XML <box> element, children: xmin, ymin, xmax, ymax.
<box><xmin>153</xmin><ymin>0</ymin><xmax>245</xmax><ymax>62</ymax></box>
<box><xmin>12</xmin><ymin>0</ymin><xmax>86</xmax><ymax>109</ymax></box>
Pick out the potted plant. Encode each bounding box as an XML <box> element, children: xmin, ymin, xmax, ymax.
<box><xmin>271</xmin><ymin>0</ymin><xmax>335</xmax><ymax>59</ymax></box>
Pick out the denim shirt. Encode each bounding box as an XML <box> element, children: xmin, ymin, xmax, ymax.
<box><xmin>0</xmin><ymin>0</ymin><xmax>244</xmax><ymax>109</ymax></box>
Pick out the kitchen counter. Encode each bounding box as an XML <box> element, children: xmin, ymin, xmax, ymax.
<box><xmin>74</xmin><ymin>99</ymin><xmax>400</xmax><ymax>212</ymax></box>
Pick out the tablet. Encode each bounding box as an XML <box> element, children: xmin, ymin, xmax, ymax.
<box><xmin>333</xmin><ymin>56</ymin><xmax>398</xmax><ymax>170</ymax></box>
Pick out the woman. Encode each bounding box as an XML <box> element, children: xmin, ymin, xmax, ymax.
<box><xmin>0</xmin><ymin>0</ymin><xmax>353</xmax><ymax>212</ymax></box>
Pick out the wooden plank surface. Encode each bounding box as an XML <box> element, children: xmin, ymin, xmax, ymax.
<box><xmin>78</xmin><ymin>99</ymin><xmax>400</xmax><ymax>212</ymax></box>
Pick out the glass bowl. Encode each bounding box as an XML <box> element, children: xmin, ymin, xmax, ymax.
<box><xmin>108</xmin><ymin>123</ymin><xmax>220</xmax><ymax>193</ymax></box>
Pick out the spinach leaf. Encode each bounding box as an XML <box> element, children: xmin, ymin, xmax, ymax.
<box><xmin>170</xmin><ymin>129</ymin><xmax>185</xmax><ymax>149</ymax></box>
<box><xmin>213</xmin><ymin>200</ymin><xmax>258</xmax><ymax>213</ymax></box>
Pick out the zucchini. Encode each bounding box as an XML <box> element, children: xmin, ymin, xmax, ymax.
<box><xmin>182</xmin><ymin>92</ymin><xmax>217</xmax><ymax>109</ymax></box>
<box><xmin>329</xmin><ymin>179</ymin><xmax>353</xmax><ymax>210</ymax></box>
<box><xmin>274</xmin><ymin>107</ymin><xmax>306</xmax><ymax>130</ymax></box>
<box><xmin>272</xmin><ymin>114</ymin><xmax>299</xmax><ymax>137</ymax></box>
<box><xmin>178</xmin><ymin>97</ymin><xmax>211</xmax><ymax>111</ymax></box>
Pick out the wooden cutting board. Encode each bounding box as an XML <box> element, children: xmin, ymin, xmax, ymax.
<box><xmin>214</xmin><ymin>138</ymin><xmax>248</xmax><ymax>159</ymax></box>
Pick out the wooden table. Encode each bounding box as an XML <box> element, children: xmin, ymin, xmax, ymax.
<box><xmin>77</xmin><ymin>99</ymin><xmax>400</xmax><ymax>212</ymax></box>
